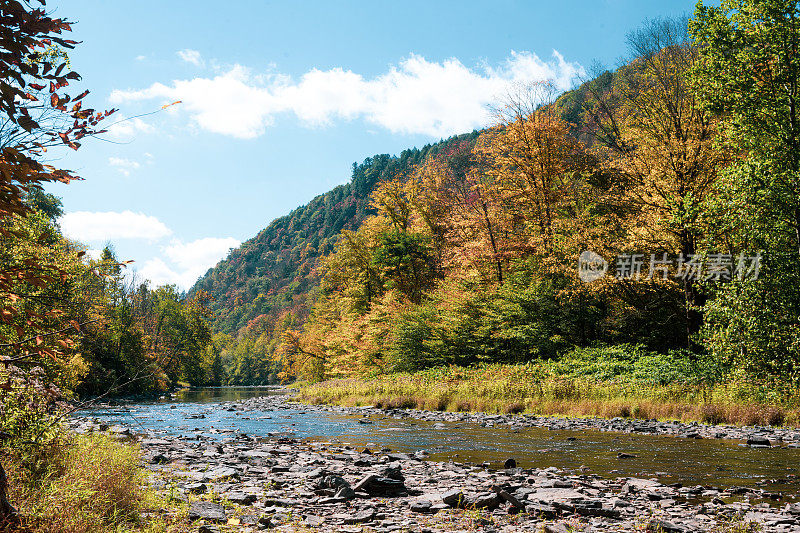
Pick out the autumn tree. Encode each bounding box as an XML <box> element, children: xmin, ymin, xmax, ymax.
<box><xmin>413</xmin><ymin>140</ymin><xmax>510</xmax><ymax>285</ymax></box>
<box><xmin>477</xmin><ymin>82</ymin><xmax>594</xmax><ymax>269</ymax></box>
<box><xmin>580</xmin><ymin>17</ymin><xmax>727</xmax><ymax>343</ymax></box>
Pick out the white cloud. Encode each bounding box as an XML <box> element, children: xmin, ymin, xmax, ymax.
<box><xmin>164</xmin><ymin>237</ymin><xmax>240</xmax><ymax>271</ymax></box>
<box><xmin>138</xmin><ymin>258</ymin><xmax>180</xmax><ymax>288</ymax></box>
<box><xmin>108</xmin><ymin>156</ymin><xmax>141</xmax><ymax>176</ymax></box>
<box><xmin>135</xmin><ymin>55</ymin><xmax>146</xmax><ymax>62</ymax></box>
<box><xmin>109</xmin><ymin>51</ymin><xmax>584</xmax><ymax>139</ymax></box>
<box><xmin>177</xmin><ymin>49</ymin><xmax>204</xmax><ymax>67</ymax></box>
<box><xmin>139</xmin><ymin>237</ymin><xmax>239</xmax><ymax>289</ymax></box>
<box><xmin>61</xmin><ymin>212</ymin><xmax>238</xmax><ymax>289</ymax></box>
<box><xmin>104</xmin><ymin>115</ymin><xmax>154</xmax><ymax>140</ymax></box>
<box><xmin>60</xmin><ymin>211</ymin><xmax>172</xmax><ymax>242</ymax></box>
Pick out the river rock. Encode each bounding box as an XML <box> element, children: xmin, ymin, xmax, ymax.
<box><xmin>622</xmin><ymin>478</ymin><xmax>662</xmax><ymax>493</ymax></box>
<box><xmin>747</xmin><ymin>436</ymin><xmax>771</xmax><ymax>447</ymax></box>
<box><xmin>343</xmin><ymin>509</ymin><xmax>376</xmax><ymax>523</ymax></box>
<box><xmin>352</xmin><ymin>473</ymin><xmax>406</xmax><ymax>496</ymax></box>
<box><xmin>148</xmin><ymin>452</ymin><xmax>169</xmax><ymax>464</ymax></box>
<box><xmin>472</xmin><ymin>492</ymin><xmax>502</xmax><ymax>509</ymax></box>
<box><xmin>188</xmin><ymin>501</ymin><xmax>226</xmax><ymax>522</ymax></box>
<box><xmin>334</xmin><ymin>485</ymin><xmax>356</xmax><ymax>500</ymax></box>
<box><xmin>185</xmin><ymin>482</ymin><xmax>207</xmax><ymax>494</ymax></box>
<box><xmin>305</xmin><ymin>515</ymin><xmax>325</xmax><ymax>527</ymax></box>
<box><xmin>493</xmin><ymin>487</ymin><xmax>525</xmax><ymax>509</ymax></box>
<box><xmin>442</xmin><ymin>489</ymin><xmax>465</xmax><ymax>507</ymax></box>
<box><xmin>527</xmin><ymin>502</ymin><xmax>559</xmax><ymax>519</ymax></box>
<box><xmin>377</xmin><ymin>462</ymin><xmax>404</xmax><ymax>481</ymax></box>
<box><xmin>647</xmin><ymin>519</ymin><xmax>688</xmax><ymax>532</ymax></box>
<box><xmin>410</xmin><ymin>500</ymin><xmax>434</xmax><ymax>513</ymax></box>
<box><xmin>316</xmin><ymin>474</ymin><xmax>349</xmax><ymax>491</ymax></box>
<box><xmin>202</xmin><ymin>466</ymin><xmax>237</xmax><ymax>482</ymax></box>
<box><xmin>530</xmin><ymin>487</ymin><xmax>587</xmax><ymax>503</ymax></box>
<box><xmin>225</xmin><ymin>491</ymin><xmax>256</xmax><ymax>505</ymax></box>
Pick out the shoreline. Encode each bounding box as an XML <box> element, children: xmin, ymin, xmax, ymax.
<box><xmin>80</xmin><ymin>386</ymin><xmax>800</xmax><ymax>446</ymax></box>
<box><xmin>295</xmin><ymin>367</ymin><xmax>800</xmax><ymax>429</ymax></box>
<box><xmin>70</xmin><ymin>394</ymin><xmax>800</xmax><ymax>532</ymax></box>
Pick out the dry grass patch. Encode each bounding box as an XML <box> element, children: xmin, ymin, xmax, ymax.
<box><xmin>3</xmin><ymin>433</ymin><xmax>187</xmax><ymax>533</ymax></box>
<box><xmin>297</xmin><ymin>364</ymin><xmax>800</xmax><ymax>427</ymax></box>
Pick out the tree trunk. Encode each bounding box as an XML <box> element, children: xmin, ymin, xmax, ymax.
<box><xmin>679</xmin><ymin>230</ymin><xmax>704</xmax><ymax>349</ymax></box>
<box><xmin>480</xmin><ymin>201</ymin><xmax>503</xmax><ymax>285</ymax></box>
<box><xmin>0</xmin><ymin>460</ymin><xmax>17</xmax><ymax>525</ymax></box>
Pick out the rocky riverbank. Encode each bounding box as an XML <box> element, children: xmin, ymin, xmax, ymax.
<box><xmin>69</xmin><ymin>394</ymin><xmax>800</xmax><ymax>532</ymax></box>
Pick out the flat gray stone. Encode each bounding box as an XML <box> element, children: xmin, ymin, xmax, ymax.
<box><xmin>188</xmin><ymin>501</ymin><xmax>226</xmax><ymax>522</ymax></box>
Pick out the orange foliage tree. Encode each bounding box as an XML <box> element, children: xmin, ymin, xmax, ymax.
<box><xmin>580</xmin><ymin>18</ymin><xmax>728</xmax><ymax>341</ymax></box>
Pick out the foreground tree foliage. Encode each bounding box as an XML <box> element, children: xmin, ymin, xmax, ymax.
<box><xmin>0</xmin><ymin>1</ymin><xmax>113</xmax><ymax>522</ymax></box>
<box><xmin>0</xmin><ymin>3</ymin><xmax>211</xmax><ymax>527</ymax></box>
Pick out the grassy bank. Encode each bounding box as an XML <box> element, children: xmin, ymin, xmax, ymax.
<box><xmin>297</xmin><ymin>347</ymin><xmax>800</xmax><ymax>427</ymax></box>
<box><xmin>2</xmin><ymin>432</ymin><xmax>188</xmax><ymax>533</ymax></box>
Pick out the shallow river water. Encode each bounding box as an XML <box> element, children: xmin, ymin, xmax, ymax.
<box><xmin>83</xmin><ymin>387</ymin><xmax>800</xmax><ymax>500</ymax></box>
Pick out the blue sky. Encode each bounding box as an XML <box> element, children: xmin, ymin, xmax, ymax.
<box><xmin>48</xmin><ymin>0</ymin><xmax>707</xmax><ymax>290</ymax></box>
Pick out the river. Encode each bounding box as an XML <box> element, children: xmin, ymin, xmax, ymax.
<box><xmin>82</xmin><ymin>386</ymin><xmax>800</xmax><ymax>501</ymax></box>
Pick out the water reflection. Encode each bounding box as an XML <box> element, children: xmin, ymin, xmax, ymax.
<box><xmin>170</xmin><ymin>386</ymin><xmax>282</xmax><ymax>403</ymax></box>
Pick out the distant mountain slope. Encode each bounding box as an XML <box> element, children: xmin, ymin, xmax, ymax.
<box><xmin>190</xmin><ymin>132</ymin><xmax>479</xmax><ymax>333</ymax></box>
<box><xmin>190</xmin><ymin>68</ymin><xmax>620</xmax><ymax>335</ymax></box>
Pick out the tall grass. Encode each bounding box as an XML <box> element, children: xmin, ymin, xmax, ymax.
<box><xmin>3</xmin><ymin>433</ymin><xmax>183</xmax><ymax>533</ymax></box>
<box><xmin>297</xmin><ymin>350</ymin><xmax>800</xmax><ymax>427</ymax></box>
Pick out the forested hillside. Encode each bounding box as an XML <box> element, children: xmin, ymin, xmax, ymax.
<box><xmin>285</xmin><ymin>11</ymin><xmax>800</xmax><ymax>408</ymax></box>
<box><xmin>192</xmin><ymin>10</ymin><xmax>800</xmax><ymax>403</ymax></box>
<box><xmin>190</xmin><ymin>133</ymin><xmax>478</xmax><ymax>334</ymax></box>
<box><xmin>190</xmin><ymin>69</ymin><xmax>615</xmax><ymax>340</ymax></box>
<box><xmin>188</xmin><ymin>55</ymin><xmax>664</xmax><ymax>385</ymax></box>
